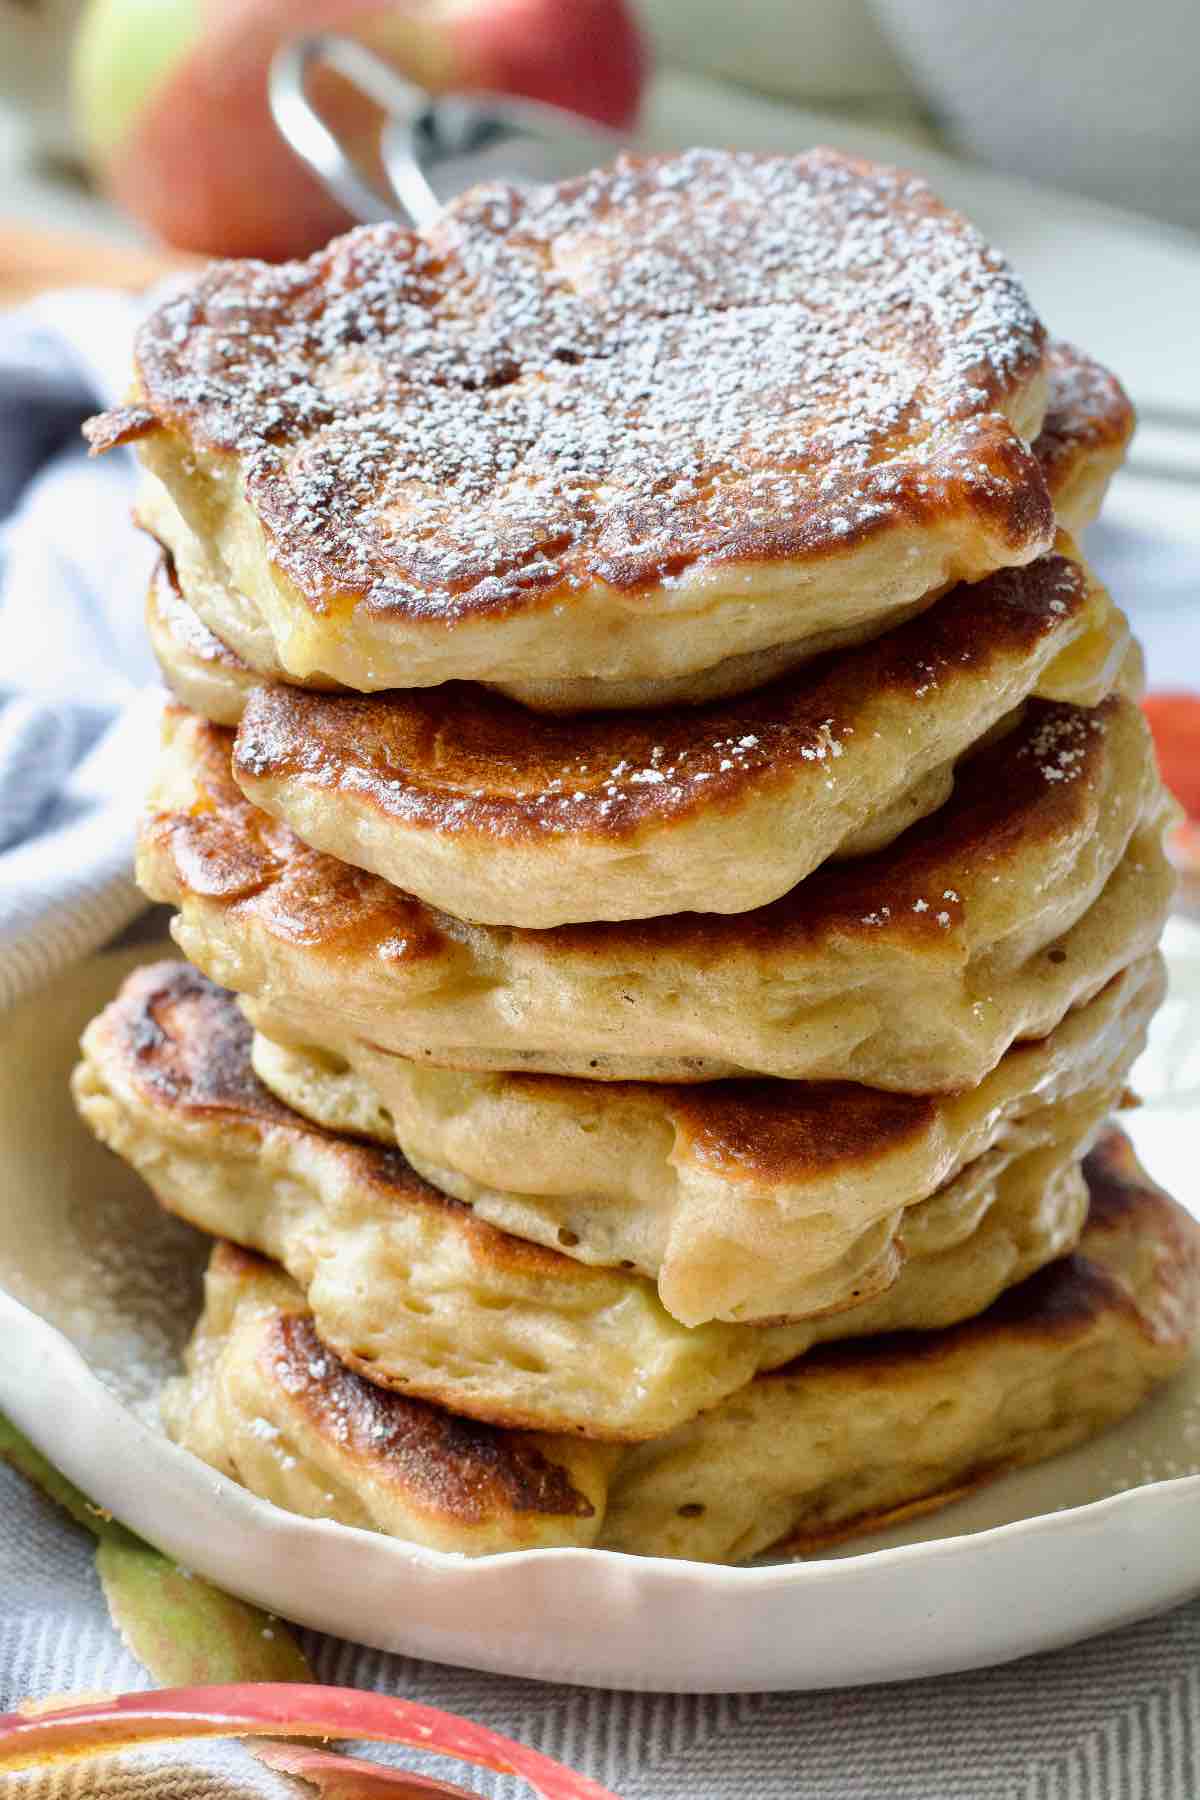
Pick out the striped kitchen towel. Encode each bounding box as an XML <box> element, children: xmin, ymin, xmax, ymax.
<box><xmin>0</xmin><ymin>288</ymin><xmax>160</xmax><ymax>1010</ymax></box>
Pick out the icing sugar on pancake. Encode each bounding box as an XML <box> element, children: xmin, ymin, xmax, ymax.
<box><xmin>91</xmin><ymin>148</ymin><xmax>1053</xmax><ymax>705</ymax></box>
<box><xmin>140</xmin><ymin>337</ymin><xmax>1133</xmax><ymax>718</ymax></box>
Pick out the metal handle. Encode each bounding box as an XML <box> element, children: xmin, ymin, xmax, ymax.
<box><xmin>271</xmin><ymin>33</ymin><xmax>628</xmax><ymax>231</ymax></box>
<box><xmin>269</xmin><ymin>33</ymin><xmax>443</xmax><ymax>228</ymax></box>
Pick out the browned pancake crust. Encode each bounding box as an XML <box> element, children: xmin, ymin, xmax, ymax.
<box><xmin>661</xmin><ymin>988</ymin><xmax>1142</xmax><ymax>1179</ymax></box>
<box><xmin>87</xmin><ymin>403</ymin><xmax>156</xmax><ymax>454</ymax></box>
<box><xmin>212</xmin><ymin>1251</ymin><xmax>596</xmax><ymax>1524</ymax></box>
<box><xmin>230</xmin><ymin>551</ymin><xmax>1092</xmax><ymax>848</ymax></box>
<box><xmin>148</xmin><ymin>690</ymin><xmax>1132</xmax><ymax>974</ymax></box>
<box><xmin>100</xmin><ymin>961</ymin><xmax>952</xmax><ymax>1196</ymax></box>
<box><xmin>772</xmin><ymin>1128</ymin><xmax>1198</xmax><ymax>1384</ymax></box>
<box><xmin>1033</xmin><ymin>343</ymin><xmax>1135</xmax><ymax>491</ymax></box>
<box><xmin>88</xmin><ymin>148</ymin><xmax>1049</xmax><ymax>618</ymax></box>
<box><xmin>98</xmin><ymin>961</ymin><xmax>585</xmax><ymax>1286</ymax></box>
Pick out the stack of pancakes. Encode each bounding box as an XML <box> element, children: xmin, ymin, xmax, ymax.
<box><xmin>77</xmin><ymin>149</ymin><xmax>1199</xmax><ymax>1562</ymax></box>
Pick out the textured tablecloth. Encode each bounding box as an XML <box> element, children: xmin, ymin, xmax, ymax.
<box><xmin>2</xmin><ymin>277</ymin><xmax>1200</xmax><ymax>1799</ymax></box>
<box><xmin>6</xmin><ymin>1452</ymin><xmax>1200</xmax><ymax>1798</ymax></box>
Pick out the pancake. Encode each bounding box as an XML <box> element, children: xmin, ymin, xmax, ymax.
<box><xmin>146</xmin><ymin>561</ymin><xmax>254</xmax><ymax>729</ymax></box>
<box><xmin>604</xmin><ymin>1130</ymin><xmax>1200</xmax><ymax>1560</ymax></box>
<box><xmin>184</xmin><ymin>538</ymin><xmax>1133</xmax><ymax>928</ymax></box>
<box><xmin>135</xmin><ymin>338</ymin><xmax>1127</xmax><ymax>718</ymax></box>
<box><xmin>161</xmin><ymin>1242</ymin><xmax>617</xmax><ymax>1555</ymax></box>
<box><xmin>247</xmin><ymin>952</ymin><xmax>1160</xmax><ymax>1326</ymax></box>
<box><xmin>75</xmin><ymin>961</ymin><xmax>1122</xmax><ymax>1435</ymax></box>
<box><xmin>87</xmin><ymin>147</ymin><xmax>1054</xmax><ymax>711</ymax></box>
<box><xmin>1031</xmin><ymin>341</ymin><xmax>1134</xmax><ymax>532</ymax></box>
<box><xmin>162</xmin><ymin>1132</ymin><xmax>1200</xmax><ymax>1561</ymax></box>
<box><xmin>139</xmin><ymin>696</ymin><xmax>1174</xmax><ymax>1092</ymax></box>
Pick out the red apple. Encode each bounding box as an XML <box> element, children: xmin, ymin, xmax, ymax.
<box><xmin>1142</xmin><ymin>691</ymin><xmax>1200</xmax><ymax>820</ymax></box>
<box><xmin>0</xmin><ymin>1682</ymin><xmax>622</xmax><ymax>1797</ymax></box>
<box><xmin>72</xmin><ymin>0</ymin><xmax>646</xmax><ymax>260</ymax></box>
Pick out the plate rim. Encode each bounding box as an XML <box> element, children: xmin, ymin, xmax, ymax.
<box><xmin>9</xmin><ymin>1280</ymin><xmax>1200</xmax><ymax>1583</ymax></box>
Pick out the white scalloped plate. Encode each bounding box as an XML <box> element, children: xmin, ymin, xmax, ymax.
<box><xmin>1</xmin><ymin>925</ymin><xmax>1198</xmax><ymax>1693</ymax></box>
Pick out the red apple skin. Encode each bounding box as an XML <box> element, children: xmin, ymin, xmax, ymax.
<box><xmin>91</xmin><ymin>0</ymin><xmax>647</xmax><ymax>260</ymax></box>
<box><xmin>1142</xmin><ymin>691</ymin><xmax>1200</xmax><ymax>819</ymax></box>
<box><xmin>442</xmin><ymin>0</ymin><xmax>646</xmax><ymax>129</ymax></box>
<box><xmin>104</xmin><ymin>0</ymin><xmax>384</xmax><ymax>262</ymax></box>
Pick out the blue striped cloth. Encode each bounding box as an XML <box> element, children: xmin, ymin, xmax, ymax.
<box><xmin>0</xmin><ymin>289</ymin><xmax>161</xmax><ymax>1008</ymax></box>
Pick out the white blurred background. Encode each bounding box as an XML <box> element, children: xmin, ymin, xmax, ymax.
<box><xmin>5</xmin><ymin>0</ymin><xmax>1200</xmax><ymax>227</ymax></box>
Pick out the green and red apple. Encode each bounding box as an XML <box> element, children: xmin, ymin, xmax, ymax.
<box><xmin>72</xmin><ymin>0</ymin><xmax>646</xmax><ymax>259</ymax></box>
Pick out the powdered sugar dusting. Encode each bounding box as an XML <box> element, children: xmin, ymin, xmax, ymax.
<box><xmin>132</xmin><ymin>147</ymin><xmax>1047</xmax><ymax>618</ymax></box>
<box><xmin>1020</xmin><ymin>708</ymin><xmax>1105</xmax><ymax>785</ymax></box>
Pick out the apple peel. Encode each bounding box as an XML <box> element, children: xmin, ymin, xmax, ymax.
<box><xmin>96</xmin><ymin>1539</ymin><xmax>312</xmax><ymax>1687</ymax></box>
<box><xmin>0</xmin><ymin>1684</ymin><xmax>624</xmax><ymax>1797</ymax></box>
<box><xmin>0</xmin><ymin>1411</ymin><xmax>134</xmax><ymax>1546</ymax></box>
<box><xmin>1143</xmin><ymin>691</ymin><xmax>1200</xmax><ymax>819</ymax></box>
<box><xmin>0</xmin><ymin>1411</ymin><xmax>312</xmax><ymax>1686</ymax></box>
<box><xmin>0</xmin><ymin>1417</ymin><xmax>617</xmax><ymax>1794</ymax></box>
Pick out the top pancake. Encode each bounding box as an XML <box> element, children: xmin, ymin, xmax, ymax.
<box><xmin>89</xmin><ymin>148</ymin><xmax>1056</xmax><ymax>708</ymax></box>
<box><xmin>142</xmin><ymin>338</ymin><xmax>1132</xmax><ymax>729</ymax></box>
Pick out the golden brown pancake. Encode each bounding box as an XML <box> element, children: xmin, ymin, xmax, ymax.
<box><xmin>135</xmin><ymin>338</ymin><xmax>1126</xmax><ymax>717</ymax></box>
<box><xmin>76</xmin><ymin>961</ymin><xmax>1127</xmax><ymax>1434</ymax></box>
<box><xmin>247</xmin><ymin>953</ymin><xmax>1160</xmax><ymax>1326</ymax></box>
<box><xmin>75</xmin><ymin>964</ymin><xmax>1151</xmax><ymax>1346</ymax></box>
<box><xmin>138</xmin><ymin>697</ymin><xmax>1173</xmax><ymax>1092</ymax></box>
<box><xmin>138</xmin><ymin>336</ymin><xmax>1128</xmax><ymax>718</ymax></box>
<box><xmin>605</xmin><ymin>1130</ymin><xmax>1200</xmax><ymax>1560</ymax></box>
<box><xmin>182</xmin><ymin>539</ymin><xmax>1131</xmax><ymax>929</ymax></box>
<box><xmin>146</xmin><ymin>561</ymin><xmax>254</xmax><ymax>729</ymax></box>
<box><xmin>1032</xmin><ymin>342</ymin><xmax>1134</xmax><ymax>529</ymax></box>
<box><xmin>89</xmin><ymin>148</ymin><xmax>1054</xmax><ymax>709</ymax></box>
<box><xmin>162</xmin><ymin>1131</ymin><xmax>1200</xmax><ymax>1561</ymax></box>
<box><xmin>162</xmin><ymin>1242</ymin><xmax>617</xmax><ymax>1555</ymax></box>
